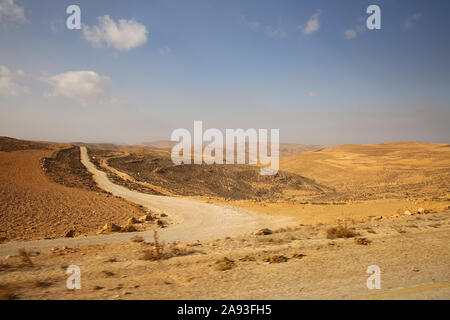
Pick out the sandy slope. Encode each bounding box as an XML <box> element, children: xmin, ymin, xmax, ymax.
<box><xmin>0</xmin><ymin>147</ymin><xmax>296</xmax><ymax>258</ymax></box>
<box><xmin>0</xmin><ymin>146</ymin><xmax>146</xmax><ymax>242</ymax></box>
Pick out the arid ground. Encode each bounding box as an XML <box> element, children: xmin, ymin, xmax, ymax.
<box><xmin>0</xmin><ymin>137</ymin><xmax>449</xmax><ymax>299</ymax></box>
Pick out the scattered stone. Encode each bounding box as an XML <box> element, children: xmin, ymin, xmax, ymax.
<box><xmin>390</xmin><ymin>214</ymin><xmax>400</xmax><ymax>218</ymax></box>
<box><xmin>417</xmin><ymin>208</ymin><xmax>425</xmax><ymax>214</ymax></box>
<box><xmin>371</xmin><ymin>216</ymin><xmax>383</xmax><ymax>221</ymax></box>
<box><xmin>155</xmin><ymin>219</ymin><xmax>165</xmax><ymax>228</ymax></box>
<box><xmin>120</xmin><ymin>224</ymin><xmax>137</xmax><ymax>233</ymax></box>
<box><xmin>208</xmin><ymin>242</ymin><xmax>216</xmax><ymax>247</ymax></box>
<box><xmin>160</xmin><ymin>213</ymin><xmax>168</xmax><ymax>217</ymax></box>
<box><xmin>127</xmin><ymin>217</ymin><xmax>138</xmax><ymax>224</ymax></box>
<box><xmin>138</xmin><ymin>215</ymin><xmax>153</xmax><ymax>223</ymax></box>
<box><xmin>103</xmin><ymin>223</ymin><xmax>121</xmax><ymax>232</ymax></box>
<box><xmin>256</xmin><ymin>228</ymin><xmax>273</xmax><ymax>236</ymax></box>
<box><xmin>65</xmin><ymin>230</ymin><xmax>75</xmax><ymax>238</ymax></box>
<box><xmin>404</xmin><ymin>210</ymin><xmax>413</xmax><ymax>216</ymax></box>
<box><xmin>93</xmin><ymin>286</ymin><xmax>104</xmax><ymax>290</ymax></box>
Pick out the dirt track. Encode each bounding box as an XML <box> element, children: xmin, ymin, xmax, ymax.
<box><xmin>0</xmin><ymin>147</ymin><xmax>296</xmax><ymax>258</ymax></box>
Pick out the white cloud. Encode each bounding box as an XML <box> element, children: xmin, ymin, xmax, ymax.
<box><xmin>43</xmin><ymin>70</ymin><xmax>116</xmax><ymax>105</ymax></box>
<box><xmin>0</xmin><ymin>65</ymin><xmax>28</xmax><ymax>96</ymax></box>
<box><xmin>404</xmin><ymin>13</ymin><xmax>422</xmax><ymax>30</ymax></box>
<box><xmin>83</xmin><ymin>15</ymin><xmax>148</xmax><ymax>51</ymax></box>
<box><xmin>159</xmin><ymin>46</ymin><xmax>172</xmax><ymax>56</ymax></box>
<box><xmin>301</xmin><ymin>11</ymin><xmax>321</xmax><ymax>35</ymax></box>
<box><xmin>0</xmin><ymin>0</ymin><xmax>25</xmax><ymax>24</ymax></box>
<box><xmin>265</xmin><ymin>26</ymin><xmax>286</xmax><ymax>38</ymax></box>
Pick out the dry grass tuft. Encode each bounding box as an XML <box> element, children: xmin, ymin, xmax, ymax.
<box><xmin>354</xmin><ymin>237</ymin><xmax>371</xmax><ymax>245</ymax></box>
<box><xmin>326</xmin><ymin>225</ymin><xmax>358</xmax><ymax>239</ymax></box>
<box><xmin>141</xmin><ymin>232</ymin><xmax>196</xmax><ymax>261</ymax></box>
<box><xmin>215</xmin><ymin>257</ymin><xmax>235</xmax><ymax>271</ymax></box>
<box><xmin>291</xmin><ymin>253</ymin><xmax>306</xmax><ymax>259</ymax></box>
<box><xmin>141</xmin><ymin>231</ymin><xmax>165</xmax><ymax>261</ymax></box>
<box><xmin>263</xmin><ymin>255</ymin><xmax>289</xmax><ymax>264</ymax></box>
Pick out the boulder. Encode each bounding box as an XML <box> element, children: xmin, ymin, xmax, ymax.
<box><xmin>155</xmin><ymin>219</ymin><xmax>165</xmax><ymax>228</ymax></box>
<box><xmin>417</xmin><ymin>208</ymin><xmax>425</xmax><ymax>214</ymax></box>
<box><xmin>127</xmin><ymin>217</ymin><xmax>138</xmax><ymax>224</ymax></box>
<box><xmin>65</xmin><ymin>230</ymin><xmax>75</xmax><ymax>238</ymax></box>
<box><xmin>120</xmin><ymin>224</ymin><xmax>137</xmax><ymax>233</ymax></box>
<box><xmin>103</xmin><ymin>223</ymin><xmax>121</xmax><ymax>232</ymax></box>
<box><xmin>138</xmin><ymin>215</ymin><xmax>153</xmax><ymax>223</ymax></box>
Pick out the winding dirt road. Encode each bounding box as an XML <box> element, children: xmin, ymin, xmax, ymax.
<box><xmin>0</xmin><ymin>147</ymin><xmax>296</xmax><ymax>258</ymax></box>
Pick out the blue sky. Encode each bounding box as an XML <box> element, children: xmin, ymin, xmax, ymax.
<box><xmin>0</xmin><ymin>0</ymin><xmax>449</xmax><ymax>144</ymax></box>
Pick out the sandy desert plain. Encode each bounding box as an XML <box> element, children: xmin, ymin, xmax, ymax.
<box><xmin>0</xmin><ymin>136</ymin><xmax>449</xmax><ymax>299</ymax></box>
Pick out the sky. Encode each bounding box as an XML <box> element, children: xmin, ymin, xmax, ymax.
<box><xmin>0</xmin><ymin>0</ymin><xmax>449</xmax><ymax>145</ymax></box>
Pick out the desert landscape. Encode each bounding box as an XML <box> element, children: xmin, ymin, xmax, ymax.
<box><xmin>0</xmin><ymin>0</ymin><xmax>449</xmax><ymax>303</ymax></box>
<box><xmin>0</xmin><ymin>136</ymin><xmax>449</xmax><ymax>300</ymax></box>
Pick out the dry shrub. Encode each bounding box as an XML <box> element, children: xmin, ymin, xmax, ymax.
<box><xmin>168</xmin><ymin>244</ymin><xmax>196</xmax><ymax>258</ymax></box>
<box><xmin>291</xmin><ymin>253</ymin><xmax>306</xmax><ymax>259</ymax></box>
<box><xmin>354</xmin><ymin>237</ymin><xmax>371</xmax><ymax>245</ymax></box>
<box><xmin>140</xmin><ymin>231</ymin><xmax>198</xmax><ymax>261</ymax></box>
<box><xmin>215</xmin><ymin>257</ymin><xmax>235</xmax><ymax>271</ymax></box>
<box><xmin>263</xmin><ymin>255</ymin><xmax>289</xmax><ymax>264</ymax></box>
<box><xmin>141</xmin><ymin>232</ymin><xmax>196</xmax><ymax>261</ymax></box>
<box><xmin>326</xmin><ymin>225</ymin><xmax>358</xmax><ymax>239</ymax></box>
